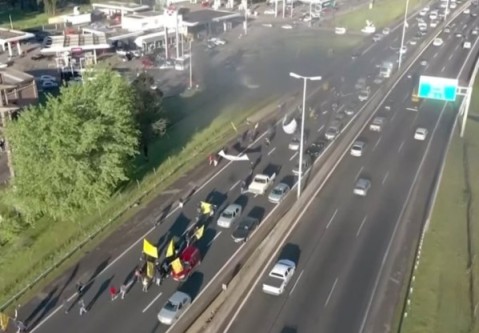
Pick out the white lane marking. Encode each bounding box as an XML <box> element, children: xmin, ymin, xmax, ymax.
<box><xmin>356</xmin><ymin>215</ymin><xmax>368</xmax><ymax>237</ymax></box>
<box><xmin>318</xmin><ymin>124</ymin><xmax>325</xmax><ymax>133</ymax></box>
<box><xmin>433</xmin><ymin>52</ymin><xmax>438</xmax><ymax>58</ymax></box>
<box><xmin>324</xmin><ymin>278</ymin><xmax>339</xmax><ymax>307</ymax></box>
<box><xmin>454</xmin><ymin>44</ymin><xmax>459</xmax><ymax>53</ymax></box>
<box><xmin>208</xmin><ymin>231</ymin><xmax>222</xmax><ymax>246</ymax></box>
<box><xmin>289</xmin><ymin>270</ymin><xmax>304</xmax><ymax>296</ymax></box>
<box><xmin>142</xmin><ymin>292</ymin><xmax>163</xmax><ymax>313</ymax></box>
<box><xmin>382</xmin><ymin>171</ymin><xmax>389</xmax><ymax>185</ymax></box>
<box><xmin>391</xmin><ymin>112</ymin><xmax>397</xmax><ymax>122</ymax></box>
<box><xmin>355</xmin><ymin>166</ymin><xmax>364</xmax><ymax>180</ymax></box>
<box><xmin>229</xmin><ymin>180</ymin><xmax>240</xmax><ymax>191</ymax></box>
<box><xmin>326</xmin><ymin>209</ymin><xmax>339</xmax><ymax>229</ymax></box>
<box><xmin>268</xmin><ymin>147</ymin><xmax>277</xmax><ymax>156</ymax></box>
<box><xmin>373</xmin><ymin>137</ymin><xmax>382</xmax><ymax>151</ymax></box>
<box><xmin>402</xmin><ymin>94</ymin><xmax>409</xmax><ymax>103</ymax></box>
<box><xmin>448</xmin><ymin>53</ymin><xmax>454</xmax><ymax>61</ymax></box>
<box><xmin>290</xmin><ymin>152</ymin><xmax>298</xmax><ymax>161</ymax></box>
<box><xmin>441</xmin><ymin>65</ymin><xmax>446</xmax><ymax>73</ymax></box>
<box><xmin>358</xmin><ymin>100</ymin><xmax>450</xmax><ymax>333</ymax></box>
<box><xmin>392</xmin><ymin>37</ymin><xmax>399</xmax><ymax>43</ymax></box>
<box><xmin>398</xmin><ymin>141</ymin><xmax>405</xmax><ymax>152</ymax></box>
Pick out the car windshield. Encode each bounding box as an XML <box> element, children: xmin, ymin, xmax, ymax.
<box><xmin>272</xmin><ymin>188</ymin><xmax>284</xmax><ymax>195</ymax></box>
<box><xmin>164</xmin><ymin>300</ymin><xmax>178</xmax><ymax>311</ymax></box>
<box><xmin>255</xmin><ymin>178</ymin><xmax>267</xmax><ymax>184</ymax></box>
<box><xmin>222</xmin><ymin>211</ymin><xmax>234</xmax><ymax>219</ymax></box>
<box><xmin>353</xmin><ymin>145</ymin><xmax>361</xmax><ymax>150</ymax></box>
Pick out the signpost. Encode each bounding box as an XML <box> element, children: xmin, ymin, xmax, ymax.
<box><xmin>418</xmin><ymin>75</ymin><xmax>458</xmax><ymax>102</ymax></box>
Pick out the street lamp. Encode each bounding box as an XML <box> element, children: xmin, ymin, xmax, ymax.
<box><xmin>189</xmin><ymin>39</ymin><xmax>193</xmax><ymax>89</ymax></box>
<box><xmin>289</xmin><ymin>72</ymin><xmax>322</xmax><ymax>199</ymax></box>
<box><xmin>397</xmin><ymin>0</ymin><xmax>410</xmax><ymax>69</ymax></box>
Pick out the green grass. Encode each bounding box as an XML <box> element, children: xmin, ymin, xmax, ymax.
<box><xmin>335</xmin><ymin>0</ymin><xmax>427</xmax><ymax>31</ymax></box>
<box><xmin>400</xmin><ymin>82</ymin><xmax>479</xmax><ymax>333</ymax></box>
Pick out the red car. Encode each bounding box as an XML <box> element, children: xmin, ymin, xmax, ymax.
<box><xmin>170</xmin><ymin>245</ymin><xmax>201</xmax><ymax>281</ymax></box>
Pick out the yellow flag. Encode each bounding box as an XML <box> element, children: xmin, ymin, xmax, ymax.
<box><xmin>200</xmin><ymin>201</ymin><xmax>212</xmax><ymax>215</ymax></box>
<box><xmin>143</xmin><ymin>239</ymin><xmax>158</xmax><ymax>258</ymax></box>
<box><xmin>170</xmin><ymin>258</ymin><xmax>184</xmax><ymax>274</ymax></box>
<box><xmin>166</xmin><ymin>239</ymin><xmax>175</xmax><ymax>258</ymax></box>
<box><xmin>194</xmin><ymin>225</ymin><xmax>205</xmax><ymax>240</ymax></box>
<box><xmin>0</xmin><ymin>312</ymin><xmax>9</xmax><ymax>331</ymax></box>
<box><xmin>146</xmin><ymin>261</ymin><xmax>155</xmax><ymax>278</ymax></box>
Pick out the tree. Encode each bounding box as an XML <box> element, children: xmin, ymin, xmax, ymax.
<box><xmin>42</xmin><ymin>0</ymin><xmax>57</xmax><ymax>15</ymax></box>
<box><xmin>5</xmin><ymin>70</ymin><xmax>138</xmax><ymax>221</ymax></box>
<box><xmin>131</xmin><ymin>72</ymin><xmax>168</xmax><ymax>158</ymax></box>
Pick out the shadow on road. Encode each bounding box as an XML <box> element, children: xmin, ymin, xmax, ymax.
<box><xmin>179</xmin><ymin>271</ymin><xmax>204</xmax><ymax>300</ymax></box>
<box><xmin>86</xmin><ymin>275</ymin><xmax>114</xmax><ymax>310</ymax></box>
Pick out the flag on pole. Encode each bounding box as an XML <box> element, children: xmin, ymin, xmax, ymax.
<box><xmin>200</xmin><ymin>201</ymin><xmax>213</xmax><ymax>215</ymax></box>
<box><xmin>143</xmin><ymin>239</ymin><xmax>158</xmax><ymax>258</ymax></box>
<box><xmin>147</xmin><ymin>261</ymin><xmax>155</xmax><ymax>278</ymax></box>
<box><xmin>194</xmin><ymin>225</ymin><xmax>205</xmax><ymax>240</ymax></box>
<box><xmin>0</xmin><ymin>312</ymin><xmax>9</xmax><ymax>331</ymax></box>
<box><xmin>166</xmin><ymin>240</ymin><xmax>175</xmax><ymax>258</ymax></box>
<box><xmin>170</xmin><ymin>258</ymin><xmax>184</xmax><ymax>274</ymax></box>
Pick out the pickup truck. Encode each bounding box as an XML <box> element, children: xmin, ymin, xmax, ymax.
<box><xmin>262</xmin><ymin>259</ymin><xmax>296</xmax><ymax>295</ymax></box>
<box><xmin>369</xmin><ymin>117</ymin><xmax>385</xmax><ymax>132</ymax></box>
<box><xmin>248</xmin><ymin>173</ymin><xmax>276</xmax><ymax>195</ymax></box>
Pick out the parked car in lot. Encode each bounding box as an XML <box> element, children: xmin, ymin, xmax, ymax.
<box><xmin>268</xmin><ymin>183</ymin><xmax>290</xmax><ymax>204</ymax></box>
<box><xmin>231</xmin><ymin>217</ymin><xmax>259</xmax><ymax>242</ymax></box>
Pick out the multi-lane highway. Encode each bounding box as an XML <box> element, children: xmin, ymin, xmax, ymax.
<box><xmin>19</xmin><ymin>2</ymin><xmax>468</xmax><ymax>333</ymax></box>
<box><xmin>224</xmin><ymin>5</ymin><xmax>479</xmax><ymax>333</ymax></box>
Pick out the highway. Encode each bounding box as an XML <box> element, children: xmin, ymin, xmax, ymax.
<box><xmin>224</xmin><ymin>6</ymin><xmax>479</xmax><ymax>333</ymax></box>
<box><xmin>19</xmin><ymin>2</ymin><xmax>459</xmax><ymax>333</ymax></box>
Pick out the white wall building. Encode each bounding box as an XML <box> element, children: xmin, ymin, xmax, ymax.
<box><xmin>92</xmin><ymin>1</ymin><xmax>150</xmax><ymax>16</ymax></box>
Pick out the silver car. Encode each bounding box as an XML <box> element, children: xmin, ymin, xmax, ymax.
<box><xmin>268</xmin><ymin>183</ymin><xmax>290</xmax><ymax>204</ymax></box>
<box><xmin>354</xmin><ymin>178</ymin><xmax>371</xmax><ymax>196</ymax></box>
<box><xmin>288</xmin><ymin>135</ymin><xmax>306</xmax><ymax>151</ymax></box>
<box><xmin>217</xmin><ymin>204</ymin><xmax>242</xmax><ymax>228</ymax></box>
<box><xmin>325</xmin><ymin>126</ymin><xmax>340</xmax><ymax>140</ymax></box>
<box><xmin>158</xmin><ymin>291</ymin><xmax>191</xmax><ymax>325</ymax></box>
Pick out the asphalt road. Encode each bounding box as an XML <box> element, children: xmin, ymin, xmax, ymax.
<box><xmin>224</xmin><ymin>7</ymin><xmax>479</xmax><ymax>333</ymax></box>
<box><xmin>16</xmin><ymin>2</ymin><xmax>459</xmax><ymax>333</ymax></box>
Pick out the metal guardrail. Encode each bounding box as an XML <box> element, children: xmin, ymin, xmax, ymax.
<box><xmin>173</xmin><ymin>5</ymin><xmax>473</xmax><ymax>332</ymax></box>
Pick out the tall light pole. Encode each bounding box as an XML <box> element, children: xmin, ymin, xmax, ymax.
<box><xmin>189</xmin><ymin>39</ymin><xmax>193</xmax><ymax>89</ymax></box>
<box><xmin>289</xmin><ymin>72</ymin><xmax>322</xmax><ymax>198</ymax></box>
<box><xmin>243</xmin><ymin>0</ymin><xmax>248</xmax><ymax>35</ymax></box>
<box><xmin>397</xmin><ymin>0</ymin><xmax>410</xmax><ymax>69</ymax></box>
<box><xmin>309</xmin><ymin>1</ymin><xmax>312</xmax><ymax>27</ymax></box>
<box><xmin>444</xmin><ymin>0</ymin><xmax>451</xmax><ymax>23</ymax></box>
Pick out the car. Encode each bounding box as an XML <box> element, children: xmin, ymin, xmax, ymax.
<box><xmin>354</xmin><ymin>178</ymin><xmax>371</xmax><ymax>196</ymax></box>
<box><xmin>444</xmin><ymin>27</ymin><xmax>451</xmax><ymax>33</ymax></box>
<box><xmin>217</xmin><ymin>204</ymin><xmax>242</xmax><ymax>228</ymax></box>
<box><xmin>456</xmin><ymin>32</ymin><xmax>463</xmax><ymax>38</ymax></box>
<box><xmin>464</xmin><ymin>41</ymin><xmax>472</xmax><ymax>49</ymax></box>
<box><xmin>355</xmin><ymin>77</ymin><xmax>367</xmax><ymax>90</ymax></box>
<box><xmin>399</xmin><ymin>46</ymin><xmax>408</xmax><ymax>54</ymax></box>
<box><xmin>208</xmin><ymin>37</ymin><xmax>226</xmax><ymax>46</ymax></box>
<box><xmin>170</xmin><ymin>245</ymin><xmax>201</xmax><ymax>281</ymax></box>
<box><xmin>472</xmin><ymin>29</ymin><xmax>479</xmax><ymax>35</ymax></box>
<box><xmin>472</xmin><ymin>12</ymin><xmax>478</xmax><ymax>17</ymax></box>
<box><xmin>450</xmin><ymin>2</ymin><xmax>457</xmax><ymax>8</ymax></box>
<box><xmin>262</xmin><ymin>259</ymin><xmax>296</xmax><ymax>295</ymax></box>
<box><xmin>350</xmin><ymin>141</ymin><xmax>366</xmax><ymax>157</ymax></box>
<box><xmin>372</xmin><ymin>34</ymin><xmax>382</xmax><ymax>42</ymax></box>
<box><xmin>429</xmin><ymin>11</ymin><xmax>438</xmax><ymax>20</ymax></box>
<box><xmin>325</xmin><ymin>125</ymin><xmax>340</xmax><ymax>140</ymax></box>
<box><xmin>430</xmin><ymin>20</ymin><xmax>438</xmax><ymax>28</ymax></box>
<box><xmin>158</xmin><ymin>291</ymin><xmax>191</xmax><ymax>325</ymax></box>
<box><xmin>293</xmin><ymin>154</ymin><xmax>312</xmax><ymax>176</ymax></box>
<box><xmin>419</xmin><ymin>9</ymin><xmax>428</xmax><ymax>16</ymax></box>
<box><xmin>382</xmin><ymin>27</ymin><xmax>391</xmax><ymax>35</ymax></box>
<box><xmin>420</xmin><ymin>60</ymin><xmax>428</xmax><ymax>66</ymax></box>
<box><xmin>418</xmin><ymin>30</ymin><xmax>427</xmax><ymax>36</ymax></box>
<box><xmin>414</xmin><ymin>127</ymin><xmax>428</xmax><ymax>140</ymax></box>
<box><xmin>358</xmin><ymin>87</ymin><xmax>370</xmax><ymax>102</ymax></box>
<box><xmin>335</xmin><ymin>27</ymin><xmax>347</xmax><ymax>35</ymax></box>
<box><xmin>288</xmin><ymin>135</ymin><xmax>305</xmax><ymax>151</ymax></box>
<box><xmin>344</xmin><ymin>105</ymin><xmax>355</xmax><ymax>116</ymax></box>
<box><xmin>268</xmin><ymin>183</ymin><xmax>291</xmax><ymax>204</ymax></box>
<box><xmin>306</xmin><ymin>140</ymin><xmax>326</xmax><ymax>159</ymax></box>
<box><xmin>231</xmin><ymin>217</ymin><xmax>259</xmax><ymax>242</ymax></box>
<box><xmin>433</xmin><ymin>38</ymin><xmax>444</xmax><ymax>46</ymax></box>
<box><xmin>409</xmin><ymin>38</ymin><xmax>418</xmax><ymax>45</ymax></box>
<box><xmin>39</xmin><ymin>74</ymin><xmax>56</xmax><ymax>81</ymax></box>
<box><xmin>281</xmin><ymin>24</ymin><xmax>293</xmax><ymax>29</ymax></box>
<box><xmin>464</xmin><ymin>8</ymin><xmax>471</xmax><ymax>14</ymax></box>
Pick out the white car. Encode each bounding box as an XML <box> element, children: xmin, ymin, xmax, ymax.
<box><xmin>350</xmin><ymin>141</ymin><xmax>366</xmax><ymax>157</ymax></box>
<box><xmin>358</xmin><ymin>88</ymin><xmax>370</xmax><ymax>102</ymax></box>
<box><xmin>354</xmin><ymin>178</ymin><xmax>371</xmax><ymax>196</ymax></box>
<box><xmin>208</xmin><ymin>37</ymin><xmax>226</xmax><ymax>46</ymax></box>
<box><xmin>464</xmin><ymin>41</ymin><xmax>472</xmax><ymax>49</ymax></box>
<box><xmin>464</xmin><ymin>8</ymin><xmax>471</xmax><ymax>14</ymax></box>
<box><xmin>157</xmin><ymin>291</ymin><xmax>191</xmax><ymax>325</ymax></box>
<box><xmin>335</xmin><ymin>27</ymin><xmax>347</xmax><ymax>35</ymax></box>
<box><xmin>414</xmin><ymin>127</ymin><xmax>428</xmax><ymax>141</ymax></box>
<box><xmin>409</xmin><ymin>38</ymin><xmax>418</xmax><ymax>45</ymax></box>
<box><xmin>399</xmin><ymin>46</ymin><xmax>408</xmax><ymax>55</ymax></box>
<box><xmin>430</xmin><ymin>20</ymin><xmax>438</xmax><ymax>28</ymax></box>
<box><xmin>433</xmin><ymin>38</ymin><xmax>444</xmax><ymax>46</ymax></box>
<box><xmin>281</xmin><ymin>24</ymin><xmax>293</xmax><ymax>29</ymax></box>
<box><xmin>450</xmin><ymin>2</ymin><xmax>457</xmax><ymax>8</ymax></box>
<box><xmin>382</xmin><ymin>27</ymin><xmax>390</xmax><ymax>35</ymax></box>
<box><xmin>472</xmin><ymin>29</ymin><xmax>479</xmax><ymax>35</ymax></box>
<box><xmin>419</xmin><ymin>9</ymin><xmax>428</xmax><ymax>16</ymax></box>
<box><xmin>429</xmin><ymin>11</ymin><xmax>438</xmax><ymax>20</ymax></box>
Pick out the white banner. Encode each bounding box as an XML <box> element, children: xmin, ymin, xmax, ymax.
<box><xmin>282</xmin><ymin>116</ymin><xmax>297</xmax><ymax>134</ymax></box>
<box><xmin>219</xmin><ymin>150</ymin><xmax>250</xmax><ymax>161</ymax></box>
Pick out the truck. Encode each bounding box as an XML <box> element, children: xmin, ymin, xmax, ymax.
<box><xmin>248</xmin><ymin>173</ymin><xmax>276</xmax><ymax>195</ymax></box>
<box><xmin>262</xmin><ymin>259</ymin><xmax>296</xmax><ymax>296</ymax></box>
<box><xmin>369</xmin><ymin>117</ymin><xmax>385</xmax><ymax>132</ymax></box>
<box><xmin>379</xmin><ymin>61</ymin><xmax>396</xmax><ymax>78</ymax></box>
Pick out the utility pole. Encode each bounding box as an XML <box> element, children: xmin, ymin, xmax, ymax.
<box><xmin>189</xmin><ymin>39</ymin><xmax>193</xmax><ymax>89</ymax></box>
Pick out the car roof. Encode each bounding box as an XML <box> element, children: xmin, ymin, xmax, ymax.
<box><xmin>225</xmin><ymin>203</ymin><xmax>241</xmax><ymax>212</ymax></box>
<box><xmin>353</xmin><ymin>141</ymin><xmax>365</xmax><ymax>147</ymax></box>
<box><xmin>356</xmin><ymin>178</ymin><xmax>370</xmax><ymax>187</ymax></box>
<box><xmin>180</xmin><ymin>245</ymin><xmax>199</xmax><ymax>261</ymax></box>
<box><xmin>272</xmin><ymin>259</ymin><xmax>295</xmax><ymax>275</ymax></box>
<box><xmin>169</xmin><ymin>291</ymin><xmax>190</xmax><ymax>303</ymax></box>
<box><xmin>239</xmin><ymin>216</ymin><xmax>258</xmax><ymax>226</ymax></box>
<box><xmin>416</xmin><ymin>127</ymin><xmax>427</xmax><ymax>132</ymax></box>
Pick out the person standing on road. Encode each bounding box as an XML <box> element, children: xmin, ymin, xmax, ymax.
<box><xmin>15</xmin><ymin>320</ymin><xmax>26</xmax><ymax>333</ymax></box>
<box><xmin>78</xmin><ymin>299</ymin><xmax>88</xmax><ymax>316</ymax></box>
<box><xmin>109</xmin><ymin>285</ymin><xmax>118</xmax><ymax>301</ymax></box>
<box><xmin>76</xmin><ymin>282</ymin><xmax>85</xmax><ymax>298</ymax></box>
<box><xmin>120</xmin><ymin>284</ymin><xmax>127</xmax><ymax>300</ymax></box>
<box><xmin>178</xmin><ymin>198</ymin><xmax>184</xmax><ymax>209</ymax></box>
<box><xmin>142</xmin><ymin>277</ymin><xmax>149</xmax><ymax>292</ymax></box>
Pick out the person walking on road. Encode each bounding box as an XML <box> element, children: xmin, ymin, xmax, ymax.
<box><xmin>15</xmin><ymin>320</ymin><xmax>26</xmax><ymax>333</ymax></box>
<box><xmin>76</xmin><ymin>282</ymin><xmax>85</xmax><ymax>297</ymax></box>
<box><xmin>178</xmin><ymin>198</ymin><xmax>184</xmax><ymax>209</ymax></box>
<box><xmin>120</xmin><ymin>284</ymin><xmax>127</xmax><ymax>300</ymax></box>
<box><xmin>142</xmin><ymin>277</ymin><xmax>149</xmax><ymax>292</ymax></box>
<box><xmin>78</xmin><ymin>299</ymin><xmax>88</xmax><ymax>316</ymax></box>
<box><xmin>109</xmin><ymin>285</ymin><xmax>118</xmax><ymax>301</ymax></box>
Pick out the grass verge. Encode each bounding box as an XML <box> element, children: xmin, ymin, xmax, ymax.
<box><xmin>400</xmin><ymin>82</ymin><xmax>479</xmax><ymax>333</ymax></box>
<box><xmin>335</xmin><ymin>0</ymin><xmax>427</xmax><ymax>31</ymax></box>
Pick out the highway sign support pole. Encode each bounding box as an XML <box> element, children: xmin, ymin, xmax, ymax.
<box><xmin>398</xmin><ymin>0</ymin><xmax>410</xmax><ymax>69</ymax></box>
<box><xmin>460</xmin><ymin>89</ymin><xmax>471</xmax><ymax>137</ymax></box>
<box><xmin>289</xmin><ymin>72</ymin><xmax>322</xmax><ymax>199</ymax></box>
